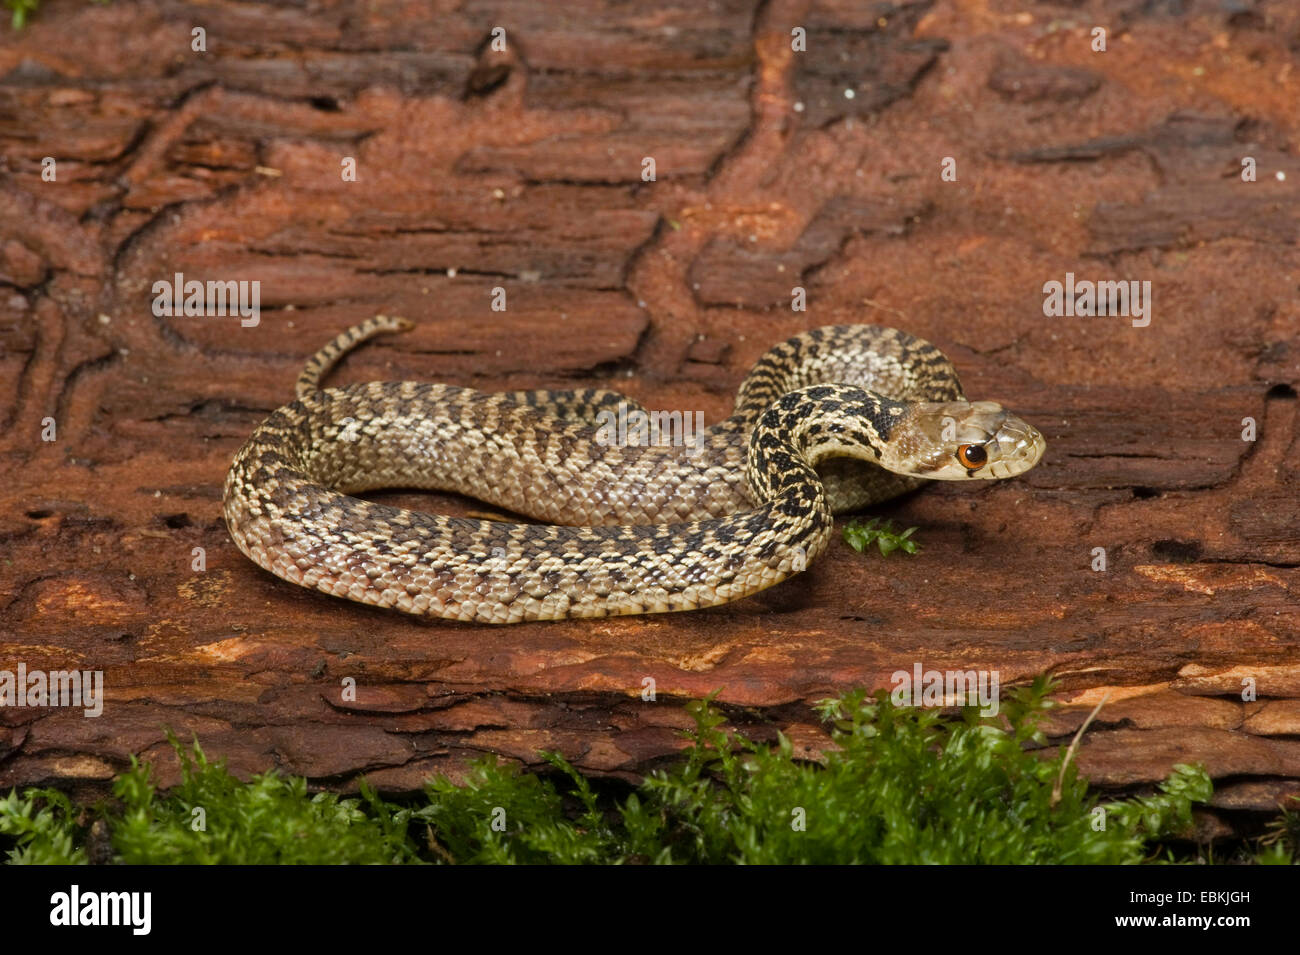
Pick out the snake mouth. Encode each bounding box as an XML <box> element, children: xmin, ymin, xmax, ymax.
<box><xmin>984</xmin><ymin>419</ymin><xmax>1046</xmax><ymax>479</ymax></box>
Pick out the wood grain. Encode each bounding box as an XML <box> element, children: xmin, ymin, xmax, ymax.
<box><xmin>1</xmin><ymin>1</ymin><xmax>1298</xmax><ymax>832</ymax></box>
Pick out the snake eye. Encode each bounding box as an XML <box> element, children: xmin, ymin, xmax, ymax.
<box><xmin>957</xmin><ymin>444</ymin><xmax>988</xmax><ymax>469</ymax></box>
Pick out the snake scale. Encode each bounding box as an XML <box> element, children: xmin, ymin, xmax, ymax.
<box><xmin>223</xmin><ymin>317</ymin><xmax>1045</xmax><ymax>623</ymax></box>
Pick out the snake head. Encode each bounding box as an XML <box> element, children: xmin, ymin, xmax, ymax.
<box><xmin>887</xmin><ymin>400</ymin><xmax>1046</xmax><ymax>480</ymax></box>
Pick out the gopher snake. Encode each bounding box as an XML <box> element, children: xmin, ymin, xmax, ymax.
<box><xmin>223</xmin><ymin>318</ymin><xmax>1045</xmax><ymax>623</ymax></box>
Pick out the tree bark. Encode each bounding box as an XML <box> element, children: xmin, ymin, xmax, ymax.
<box><xmin>1</xmin><ymin>0</ymin><xmax>1298</xmax><ymax>833</ymax></box>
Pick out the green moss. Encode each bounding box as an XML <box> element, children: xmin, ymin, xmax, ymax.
<box><xmin>0</xmin><ymin>787</ymin><xmax>86</xmax><ymax>864</ymax></box>
<box><xmin>4</xmin><ymin>0</ymin><xmax>40</xmax><ymax>28</ymax></box>
<box><xmin>843</xmin><ymin>517</ymin><xmax>920</xmax><ymax>557</ymax></box>
<box><xmin>5</xmin><ymin>0</ymin><xmax>109</xmax><ymax>29</ymax></box>
<box><xmin>0</xmin><ymin>683</ymin><xmax>1291</xmax><ymax>865</ymax></box>
<box><xmin>1255</xmin><ymin>797</ymin><xmax>1300</xmax><ymax>865</ymax></box>
<box><xmin>107</xmin><ymin>738</ymin><xmax>420</xmax><ymax>864</ymax></box>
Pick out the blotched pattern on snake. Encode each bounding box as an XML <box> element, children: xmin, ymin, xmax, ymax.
<box><xmin>223</xmin><ymin>318</ymin><xmax>1045</xmax><ymax>623</ymax></box>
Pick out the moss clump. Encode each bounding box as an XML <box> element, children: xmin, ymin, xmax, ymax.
<box><xmin>414</xmin><ymin>679</ymin><xmax>1212</xmax><ymax>864</ymax></box>
<box><xmin>5</xmin><ymin>1</ymin><xmax>109</xmax><ymax>29</ymax></box>
<box><xmin>2</xmin><ymin>682</ymin><xmax>1283</xmax><ymax>865</ymax></box>
<box><xmin>843</xmin><ymin>517</ymin><xmax>920</xmax><ymax>557</ymax></box>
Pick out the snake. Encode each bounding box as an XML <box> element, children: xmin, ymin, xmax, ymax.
<box><xmin>223</xmin><ymin>317</ymin><xmax>1045</xmax><ymax>623</ymax></box>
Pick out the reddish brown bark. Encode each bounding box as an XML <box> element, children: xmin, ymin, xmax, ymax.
<box><xmin>1</xmin><ymin>1</ymin><xmax>1298</xmax><ymax>832</ymax></box>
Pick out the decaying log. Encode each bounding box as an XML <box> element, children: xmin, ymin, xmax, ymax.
<box><xmin>1</xmin><ymin>1</ymin><xmax>1299</xmax><ymax>832</ymax></box>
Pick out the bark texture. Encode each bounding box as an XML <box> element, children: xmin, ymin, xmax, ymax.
<box><xmin>1</xmin><ymin>0</ymin><xmax>1298</xmax><ymax>831</ymax></box>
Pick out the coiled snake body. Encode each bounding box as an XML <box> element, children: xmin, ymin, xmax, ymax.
<box><xmin>224</xmin><ymin>318</ymin><xmax>1045</xmax><ymax>623</ymax></box>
